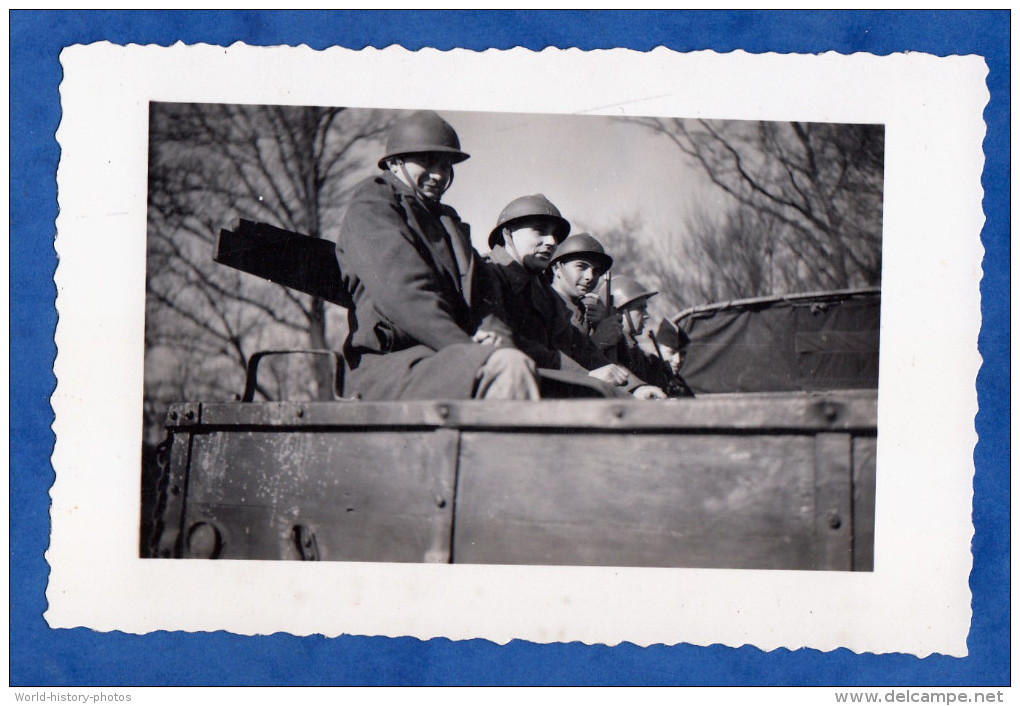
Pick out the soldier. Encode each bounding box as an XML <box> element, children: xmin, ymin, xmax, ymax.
<box><xmin>486</xmin><ymin>195</ymin><xmax>664</xmax><ymax>399</ymax></box>
<box><xmin>547</xmin><ymin>233</ymin><xmax>624</xmax><ymax>352</ymax></box>
<box><xmin>336</xmin><ymin>111</ymin><xmax>539</xmax><ymax>401</ymax></box>
<box><xmin>597</xmin><ymin>275</ymin><xmax>691</xmax><ymax>396</ymax></box>
<box><xmin>653</xmin><ymin>318</ymin><xmax>690</xmax><ymax>378</ymax></box>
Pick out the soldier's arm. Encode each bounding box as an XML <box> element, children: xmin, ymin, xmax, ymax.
<box><xmin>623</xmin><ymin>344</ymin><xmax>674</xmax><ymax>391</ymax></box>
<box><xmin>571</xmin><ymin>331</ymin><xmax>665</xmax><ymax>393</ymax></box>
<box><xmin>471</xmin><ymin>261</ymin><xmax>515</xmax><ymax>341</ymax></box>
<box><xmin>544</xmin><ymin>347</ymin><xmax>590</xmax><ymax>374</ymax></box>
<box><xmin>565</xmin><ymin>323</ymin><xmax>616</xmax><ymax>370</ymax></box>
<box><xmin>610</xmin><ymin>345</ymin><xmax>673</xmax><ymax>397</ymax></box>
<box><xmin>508</xmin><ymin>322</ymin><xmax>588</xmax><ymax>372</ymax></box>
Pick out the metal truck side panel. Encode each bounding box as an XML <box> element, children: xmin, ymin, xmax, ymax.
<box><xmin>454</xmin><ymin>432</ymin><xmax>834</xmax><ymax>569</ymax></box>
<box><xmin>196</xmin><ymin>393</ymin><xmax>877</xmax><ymax>432</ymax></box>
<box><xmin>180</xmin><ymin>428</ymin><xmax>457</xmax><ymax>562</ymax></box>
<box><xmin>156</xmin><ymin>393</ymin><xmax>877</xmax><ymax>570</ymax></box>
<box><xmin>812</xmin><ymin>433</ymin><xmax>854</xmax><ymax>571</ymax></box>
<box><xmin>154</xmin><ymin>430</ymin><xmax>193</xmax><ymax>558</ymax></box>
<box><xmin>852</xmin><ymin>435</ymin><xmax>878</xmax><ymax>571</ymax></box>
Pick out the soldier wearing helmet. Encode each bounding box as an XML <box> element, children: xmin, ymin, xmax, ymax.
<box><xmin>596</xmin><ymin>275</ymin><xmax>690</xmax><ymax>396</ymax></box>
<box><xmin>602</xmin><ymin>276</ymin><xmax>658</xmax><ymax>339</ymax></box>
<box><xmin>548</xmin><ymin>233</ymin><xmax>623</xmax><ymax>351</ymax></box>
<box><xmin>485</xmin><ymin>197</ymin><xmax>662</xmax><ymax>398</ymax></box>
<box><xmin>487</xmin><ymin>193</ymin><xmax>571</xmax><ymax>274</ymax></box>
<box><xmin>336</xmin><ymin>110</ymin><xmax>539</xmax><ymax>401</ymax></box>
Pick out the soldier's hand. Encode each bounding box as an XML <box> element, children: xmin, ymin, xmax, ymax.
<box><xmin>588</xmin><ymin>364</ymin><xmax>630</xmax><ymax>387</ymax></box>
<box><xmin>631</xmin><ymin>384</ymin><xmax>667</xmax><ymax>400</ymax></box>
<box><xmin>581</xmin><ymin>294</ymin><xmax>610</xmax><ymax>326</ymax></box>
<box><xmin>472</xmin><ymin>329</ymin><xmax>504</xmax><ymax>347</ymax></box>
<box><xmin>590</xmin><ymin>316</ymin><xmax>624</xmax><ymax>348</ymax></box>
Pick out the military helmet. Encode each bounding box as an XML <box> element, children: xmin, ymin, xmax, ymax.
<box><xmin>377</xmin><ymin>110</ymin><xmax>470</xmax><ymax>169</ymax></box>
<box><xmin>549</xmin><ymin>233</ymin><xmax>613</xmax><ymax>272</ymax></box>
<box><xmin>600</xmin><ymin>275</ymin><xmax>658</xmax><ymax>309</ymax></box>
<box><xmin>488</xmin><ymin>194</ymin><xmax>571</xmax><ymax>248</ymax></box>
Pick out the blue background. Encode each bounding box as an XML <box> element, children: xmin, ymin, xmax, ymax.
<box><xmin>10</xmin><ymin>10</ymin><xmax>1010</xmax><ymax>685</ymax></box>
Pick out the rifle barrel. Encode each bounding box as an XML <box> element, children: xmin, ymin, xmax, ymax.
<box><xmin>648</xmin><ymin>330</ymin><xmax>667</xmax><ymax>363</ymax></box>
<box><xmin>603</xmin><ymin>272</ymin><xmax>617</xmax><ymax>363</ymax></box>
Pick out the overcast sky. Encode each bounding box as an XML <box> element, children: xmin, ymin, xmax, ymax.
<box><xmin>435</xmin><ymin>110</ymin><xmax>729</xmax><ymax>253</ymax></box>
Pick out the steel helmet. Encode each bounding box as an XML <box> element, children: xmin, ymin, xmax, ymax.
<box><xmin>549</xmin><ymin>233</ymin><xmax>613</xmax><ymax>272</ymax></box>
<box><xmin>488</xmin><ymin>194</ymin><xmax>571</xmax><ymax>248</ymax></box>
<box><xmin>599</xmin><ymin>275</ymin><xmax>658</xmax><ymax>309</ymax></box>
<box><xmin>377</xmin><ymin>110</ymin><xmax>470</xmax><ymax>169</ymax></box>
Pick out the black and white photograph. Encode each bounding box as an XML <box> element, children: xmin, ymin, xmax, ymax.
<box><xmin>46</xmin><ymin>44</ymin><xmax>984</xmax><ymax>656</ymax></box>
<box><xmin>140</xmin><ymin>103</ymin><xmax>883</xmax><ymax>571</ymax></box>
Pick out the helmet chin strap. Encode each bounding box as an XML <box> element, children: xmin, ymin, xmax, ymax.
<box><xmin>503</xmin><ymin>229</ymin><xmax>526</xmax><ymax>267</ymax></box>
<box><xmin>396</xmin><ymin>161</ymin><xmax>427</xmax><ymax>202</ymax></box>
<box><xmin>624</xmin><ymin>309</ymin><xmax>640</xmax><ymax>342</ymax></box>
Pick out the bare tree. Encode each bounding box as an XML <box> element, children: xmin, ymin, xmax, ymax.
<box><xmin>593</xmin><ymin>213</ymin><xmax>694</xmax><ymax>320</ymax></box>
<box><xmin>629</xmin><ymin>117</ymin><xmax>884</xmax><ymax>293</ymax></box>
<box><xmin>593</xmin><ymin>208</ymin><xmax>774</xmax><ymax>320</ymax></box>
<box><xmin>143</xmin><ymin>103</ymin><xmax>393</xmax><ymax>444</ymax></box>
<box><xmin>671</xmin><ymin>205</ymin><xmax>782</xmax><ymax>304</ymax></box>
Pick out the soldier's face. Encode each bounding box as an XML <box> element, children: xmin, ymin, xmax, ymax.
<box><xmin>392</xmin><ymin>154</ymin><xmax>454</xmax><ymax>200</ymax></box>
<box><xmin>552</xmin><ymin>257</ymin><xmax>605</xmax><ymax>299</ymax></box>
<box><xmin>623</xmin><ymin>300</ymin><xmax>650</xmax><ymax>335</ymax></box>
<box><xmin>658</xmin><ymin>344</ymin><xmax>684</xmax><ymax>375</ymax></box>
<box><xmin>507</xmin><ymin>219</ymin><xmax>561</xmax><ymax>272</ymax></box>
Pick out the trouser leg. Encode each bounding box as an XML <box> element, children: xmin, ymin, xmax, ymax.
<box><xmin>473</xmin><ymin>348</ymin><xmax>541</xmax><ymax>400</ymax></box>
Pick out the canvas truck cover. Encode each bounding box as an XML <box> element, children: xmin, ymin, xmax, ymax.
<box><xmin>675</xmin><ymin>288</ymin><xmax>880</xmax><ymax>395</ymax></box>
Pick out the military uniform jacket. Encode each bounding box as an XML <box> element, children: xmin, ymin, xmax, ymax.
<box><xmin>336</xmin><ymin>173</ymin><xmax>510</xmax><ymax>400</ymax></box>
<box><xmin>486</xmin><ymin>246</ymin><xmax>614</xmax><ymax>374</ymax></box>
<box><xmin>545</xmin><ymin>284</ymin><xmax>657</xmax><ymax>391</ymax></box>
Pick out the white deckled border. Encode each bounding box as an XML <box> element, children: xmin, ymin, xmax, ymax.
<box><xmin>49</xmin><ymin>44</ymin><xmax>985</xmax><ymax>656</ymax></box>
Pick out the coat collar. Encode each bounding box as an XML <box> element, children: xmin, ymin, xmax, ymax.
<box><xmin>377</xmin><ymin>171</ymin><xmax>471</xmax><ymax>300</ymax></box>
<box><xmin>488</xmin><ymin>245</ymin><xmax>537</xmax><ymax>294</ymax></box>
<box><xmin>489</xmin><ymin>245</ymin><xmax>563</xmax><ymax>321</ymax></box>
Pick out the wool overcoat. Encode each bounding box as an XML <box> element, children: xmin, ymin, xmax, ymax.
<box><xmin>486</xmin><ymin>246</ymin><xmax>615</xmax><ymax>374</ymax></box>
<box><xmin>336</xmin><ymin>173</ymin><xmax>510</xmax><ymax>400</ymax></box>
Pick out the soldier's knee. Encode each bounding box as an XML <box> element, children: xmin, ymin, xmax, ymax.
<box><xmin>474</xmin><ymin>348</ymin><xmax>540</xmax><ymax>400</ymax></box>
